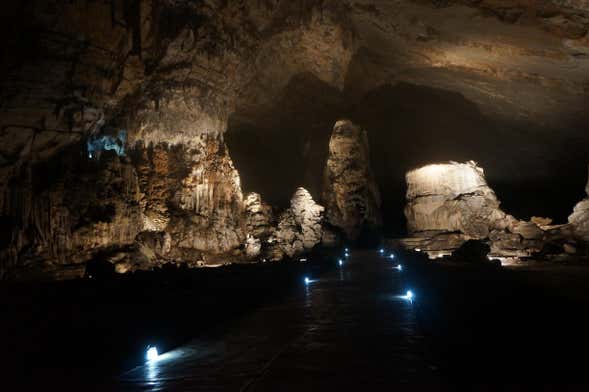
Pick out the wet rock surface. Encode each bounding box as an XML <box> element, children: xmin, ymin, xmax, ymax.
<box><xmin>322</xmin><ymin>120</ymin><xmax>382</xmax><ymax>241</ymax></box>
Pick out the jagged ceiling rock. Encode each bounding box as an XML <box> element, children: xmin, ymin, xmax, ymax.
<box><xmin>346</xmin><ymin>0</ymin><xmax>589</xmax><ymax>128</ymax></box>
<box><xmin>322</xmin><ymin>119</ymin><xmax>382</xmax><ymax>241</ymax></box>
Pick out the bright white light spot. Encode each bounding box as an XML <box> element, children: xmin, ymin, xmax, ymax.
<box><xmin>338</xmin><ymin>259</ymin><xmax>343</xmax><ymax>266</ymax></box>
<box><xmin>389</xmin><ymin>254</ymin><xmax>395</xmax><ymax>259</ymax></box>
<box><xmin>146</xmin><ymin>346</ymin><xmax>159</xmax><ymax>362</ymax></box>
<box><xmin>299</xmin><ymin>258</ymin><xmax>307</xmax><ymax>262</ymax></box>
<box><xmin>396</xmin><ymin>264</ymin><xmax>403</xmax><ymax>271</ymax></box>
<box><xmin>304</xmin><ymin>277</ymin><xmax>310</xmax><ymax>285</ymax></box>
<box><xmin>379</xmin><ymin>248</ymin><xmax>384</xmax><ymax>254</ymax></box>
<box><xmin>345</xmin><ymin>248</ymin><xmax>349</xmax><ymax>252</ymax></box>
<box><xmin>406</xmin><ymin>290</ymin><xmax>413</xmax><ymax>300</ymax></box>
<box><xmin>415</xmin><ymin>248</ymin><xmax>421</xmax><ymax>252</ymax></box>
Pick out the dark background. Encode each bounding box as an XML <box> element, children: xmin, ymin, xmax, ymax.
<box><xmin>227</xmin><ymin>73</ymin><xmax>589</xmax><ymax>237</ymax></box>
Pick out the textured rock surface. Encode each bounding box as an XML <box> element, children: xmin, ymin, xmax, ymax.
<box><xmin>403</xmin><ymin>161</ymin><xmax>547</xmax><ymax>259</ymax></box>
<box><xmin>405</xmin><ymin>161</ymin><xmax>510</xmax><ymax>238</ymax></box>
<box><xmin>271</xmin><ymin>188</ymin><xmax>324</xmax><ymax>260</ymax></box>
<box><xmin>569</xmin><ymin>165</ymin><xmax>589</xmax><ymax>241</ymax></box>
<box><xmin>0</xmin><ymin>148</ymin><xmax>142</xmax><ymax>279</ymax></box>
<box><xmin>243</xmin><ymin>192</ymin><xmax>274</xmax><ymax>259</ymax></box>
<box><xmin>322</xmin><ymin>120</ymin><xmax>381</xmax><ymax>240</ymax></box>
<box><xmin>2</xmin><ymin>1</ymin><xmax>589</xmax><ymax>276</ymax></box>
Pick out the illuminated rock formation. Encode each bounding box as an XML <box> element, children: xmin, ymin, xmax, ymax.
<box><xmin>403</xmin><ymin>161</ymin><xmax>545</xmax><ymax>259</ymax></box>
<box><xmin>322</xmin><ymin>120</ymin><xmax>381</xmax><ymax>240</ymax></box>
<box><xmin>2</xmin><ymin>1</ymin><xmax>589</xmax><ymax>277</ymax></box>
<box><xmin>569</xmin><ymin>165</ymin><xmax>589</xmax><ymax>241</ymax></box>
<box><xmin>243</xmin><ymin>192</ymin><xmax>274</xmax><ymax>259</ymax></box>
<box><xmin>272</xmin><ymin>188</ymin><xmax>324</xmax><ymax>260</ymax></box>
<box><xmin>0</xmin><ymin>149</ymin><xmax>142</xmax><ymax>279</ymax></box>
<box><xmin>405</xmin><ymin>161</ymin><xmax>510</xmax><ymax>238</ymax></box>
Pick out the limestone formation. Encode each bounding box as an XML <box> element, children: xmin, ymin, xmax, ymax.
<box><xmin>2</xmin><ymin>1</ymin><xmax>589</xmax><ymax>277</ymax></box>
<box><xmin>0</xmin><ymin>148</ymin><xmax>142</xmax><ymax>279</ymax></box>
<box><xmin>272</xmin><ymin>188</ymin><xmax>325</xmax><ymax>260</ymax></box>
<box><xmin>243</xmin><ymin>192</ymin><xmax>274</xmax><ymax>259</ymax></box>
<box><xmin>405</xmin><ymin>161</ymin><xmax>510</xmax><ymax>238</ymax></box>
<box><xmin>569</xmin><ymin>165</ymin><xmax>589</xmax><ymax>241</ymax></box>
<box><xmin>322</xmin><ymin>120</ymin><xmax>381</xmax><ymax>240</ymax></box>
<box><xmin>403</xmin><ymin>161</ymin><xmax>546</xmax><ymax>259</ymax></box>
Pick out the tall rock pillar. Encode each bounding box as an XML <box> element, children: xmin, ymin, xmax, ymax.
<box><xmin>322</xmin><ymin>120</ymin><xmax>382</xmax><ymax>241</ymax></box>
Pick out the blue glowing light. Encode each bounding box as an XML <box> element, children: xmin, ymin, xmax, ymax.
<box><xmin>406</xmin><ymin>290</ymin><xmax>413</xmax><ymax>300</ymax></box>
<box><xmin>396</xmin><ymin>264</ymin><xmax>403</xmax><ymax>271</ymax></box>
<box><xmin>87</xmin><ymin>129</ymin><xmax>127</xmax><ymax>159</ymax></box>
<box><xmin>379</xmin><ymin>248</ymin><xmax>384</xmax><ymax>254</ymax></box>
<box><xmin>389</xmin><ymin>254</ymin><xmax>395</xmax><ymax>259</ymax></box>
<box><xmin>338</xmin><ymin>259</ymin><xmax>343</xmax><ymax>266</ymax></box>
<box><xmin>345</xmin><ymin>248</ymin><xmax>349</xmax><ymax>252</ymax></box>
<box><xmin>304</xmin><ymin>277</ymin><xmax>310</xmax><ymax>285</ymax></box>
<box><xmin>146</xmin><ymin>346</ymin><xmax>159</xmax><ymax>362</ymax></box>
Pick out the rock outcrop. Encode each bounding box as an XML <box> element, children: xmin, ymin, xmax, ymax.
<box><xmin>322</xmin><ymin>120</ymin><xmax>381</xmax><ymax>241</ymax></box>
<box><xmin>569</xmin><ymin>165</ymin><xmax>589</xmax><ymax>241</ymax></box>
<box><xmin>268</xmin><ymin>188</ymin><xmax>324</xmax><ymax>261</ymax></box>
<box><xmin>243</xmin><ymin>192</ymin><xmax>274</xmax><ymax>259</ymax></box>
<box><xmin>0</xmin><ymin>147</ymin><xmax>142</xmax><ymax>279</ymax></box>
<box><xmin>403</xmin><ymin>161</ymin><xmax>545</xmax><ymax>260</ymax></box>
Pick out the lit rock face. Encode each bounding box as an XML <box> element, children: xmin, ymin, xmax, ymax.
<box><xmin>243</xmin><ymin>192</ymin><xmax>274</xmax><ymax>259</ymax></box>
<box><xmin>322</xmin><ymin>120</ymin><xmax>381</xmax><ymax>240</ymax></box>
<box><xmin>0</xmin><ymin>149</ymin><xmax>142</xmax><ymax>279</ymax></box>
<box><xmin>569</xmin><ymin>165</ymin><xmax>589</xmax><ymax>241</ymax></box>
<box><xmin>404</xmin><ymin>161</ymin><xmax>547</xmax><ymax>259</ymax></box>
<box><xmin>271</xmin><ymin>188</ymin><xmax>324</xmax><ymax>260</ymax></box>
<box><xmin>405</xmin><ymin>161</ymin><xmax>509</xmax><ymax>238</ymax></box>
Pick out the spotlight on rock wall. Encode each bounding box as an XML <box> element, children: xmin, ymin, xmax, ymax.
<box><xmin>146</xmin><ymin>346</ymin><xmax>159</xmax><ymax>362</ymax></box>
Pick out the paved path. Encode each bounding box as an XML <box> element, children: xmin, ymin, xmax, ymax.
<box><xmin>119</xmin><ymin>250</ymin><xmax>438</xmax><ymax>390</ymax></box>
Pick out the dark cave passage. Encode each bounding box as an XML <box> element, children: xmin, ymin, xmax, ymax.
<box><xmin>228</xmin><ymin>77</ymin><xmax>589</xmax><ymax>236</ymax></box>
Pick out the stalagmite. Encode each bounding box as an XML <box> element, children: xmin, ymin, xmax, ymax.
<box><xmin>322</xmin><ymin>120</ymin><xmax>381</xmax><ymax>241</ymax></box>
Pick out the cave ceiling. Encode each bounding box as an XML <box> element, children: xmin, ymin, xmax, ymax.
<box><xmin>1</xmin><ymin>0</ymin><xmax>588</xmax><ymax>172</ymax></box>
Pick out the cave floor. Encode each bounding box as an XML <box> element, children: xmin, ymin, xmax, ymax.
<box><xmin>118</xmin><ymin>251</ymin><xmax>439</xmax><ymax>390</ymax></box>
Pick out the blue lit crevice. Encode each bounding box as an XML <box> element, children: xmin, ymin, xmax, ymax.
<box><xmin>87</xmin><ymin>129</ymin><xmax>127</xmax><ymax>158</ymax></box>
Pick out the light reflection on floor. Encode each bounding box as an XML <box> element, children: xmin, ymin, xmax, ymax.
<box><xmin>118</xmin><ymin>250</ymin><xmax>437</xmax><ymax>390</ymax></box>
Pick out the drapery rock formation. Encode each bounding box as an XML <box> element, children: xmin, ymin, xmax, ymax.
<box><xmin>569</xmin><ymin>165</ymin><xmax>589</xmax><ymax>241</ymax></box>
<box><xmin>403</xmin><ymin>161</ymin><xmax>546</xmax><ymax>259</ymax></box>
<box><xmin>322</xmin><ymin>120</ymin><xmax>381</xmax><ymax>241</ymax></box>
<box><xmin>0</xmin><ymin>148</ymin><xmax>142</xmax><ymax>279</ymax></box>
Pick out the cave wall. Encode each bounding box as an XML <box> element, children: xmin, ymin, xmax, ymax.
<box><xmin>1</xmin><ymin>0</ymin><xmax>589</xmax><ymax>277</ymax></box>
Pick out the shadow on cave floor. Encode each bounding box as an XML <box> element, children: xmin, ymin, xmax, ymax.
<box><xmin>0</xmin><ymin>251</ymin><xmax>337</xmax><ymax>391</ymax></box>
<box><xmin>3</xmin><ymin>250</ymin><xmax>589</xmax><ymax>389</ymax></box>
